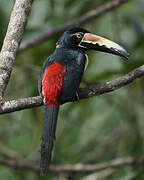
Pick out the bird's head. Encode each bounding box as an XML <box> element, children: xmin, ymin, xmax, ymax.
<box><xmin>57</xmin><ymin>27</ymin><xmax>129</xmax><ymax>59</ymax></box>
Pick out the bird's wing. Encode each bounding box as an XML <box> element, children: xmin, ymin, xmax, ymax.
<box><xmin>60</xmin><ymin>60</ymin><xmax>85</xmax><ymax>104</ymax></box>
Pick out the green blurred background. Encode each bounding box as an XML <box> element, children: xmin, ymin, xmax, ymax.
<box><xmin>0</xmin><ymin>0</ymin><xmax>144</xmax><ymax>179</ymax></box>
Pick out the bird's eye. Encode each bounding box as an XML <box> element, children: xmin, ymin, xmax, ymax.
<box><xmin>76</xmin><ymin>33</ymin><xmax>82</xmax><ymax>39</ymax></box>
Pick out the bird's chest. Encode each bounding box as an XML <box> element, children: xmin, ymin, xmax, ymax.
<box><xmin>65</xmin><ymin>51</ymin><xmax>86</xmax><ymax>75</ymax></box>
<box><xmin>64</xmin><ymin>53</ymin><xmax>86</xmax><ymax>84</ymax></box>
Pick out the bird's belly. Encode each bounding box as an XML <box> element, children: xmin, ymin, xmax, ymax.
<box><xmin>59</xmin><ymin>64</ymin><xmax>84</xmax><ymax>104</ymax></box>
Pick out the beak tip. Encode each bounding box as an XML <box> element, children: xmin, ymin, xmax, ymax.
<box><xmin>111</xmin><ymin>47</ymin><xmax>129</xmax><ymax>60</ymax></box>
<box><xmin>122</xmin><ymin>51</ymin><xmax>129</xmax><ymax>60</ymax></box>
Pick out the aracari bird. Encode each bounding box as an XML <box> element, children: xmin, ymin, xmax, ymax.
<box><xmin>38</xmin><ymin>27</ymin><xmax>129</xmax><ymax>175</ymax></box>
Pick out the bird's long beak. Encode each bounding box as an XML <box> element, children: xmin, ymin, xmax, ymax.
<box><xmin>79</xmin><ymin>33</ymin><xmax>129</xmax><ymax>59</ymax></box>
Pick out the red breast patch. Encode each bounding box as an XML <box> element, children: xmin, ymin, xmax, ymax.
<box><xmin>42</xmin><ymin>62</ymin><xmax>66</xmax><ymax>106</ymax></box>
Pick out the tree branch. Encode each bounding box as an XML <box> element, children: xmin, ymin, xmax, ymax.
<box><xmin>19</xmin><ymin>0</ymin><xmax>130</xmax><ymax>53</ymax></box>
<box><xmin>0</xmin><ymin>155</ymin><xmax>142</xmax><ymax>173</ymax></box>
<box><xmin>0</xmin><ymin>65</ymin><xmax>144</xmax><ymax>114</ymax></box>
<box><xmin>0</xmin><ymin>96</ymin><xmax>42</xmax><ymax>114</ymax></box>
<box><xmin>0</xmin><ymin>0</ymin><xmax>33</xmax><ymax>98</ymax></box>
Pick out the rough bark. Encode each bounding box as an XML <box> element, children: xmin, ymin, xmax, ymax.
<box><xmin>0</xmin><ymin>0</ymin><xmax>33</xmax><ymax>98</ymax></box>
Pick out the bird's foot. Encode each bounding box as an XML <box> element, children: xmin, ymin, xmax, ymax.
<box><xmin>75</xmin><ymin>91</ymin><xmax>80</xmax><ymax>101</ymax></box>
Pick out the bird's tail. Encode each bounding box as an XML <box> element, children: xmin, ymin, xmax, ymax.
<box><xmin>40</xmin><ymin>105</ymin><xmax>59</xmax><ymax>175</ymax></box>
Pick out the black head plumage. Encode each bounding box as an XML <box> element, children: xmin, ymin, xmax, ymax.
<box><xmin>57</xmin><ymin>27</ymin><xmax>90</xmax><ymax>50</ymax></box>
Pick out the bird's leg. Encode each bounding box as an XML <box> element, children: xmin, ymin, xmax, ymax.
<box><xmin>75</xmin><ymin>91</ymin><xmax>80</xmax><ymax>101</ymax></box>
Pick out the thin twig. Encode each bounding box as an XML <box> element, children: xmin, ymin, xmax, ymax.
<box><xmin>19</xmin><ymin>0</ymin><xmax>130</xmax><ymax>53</ymax></box>
<box><xmin>0</xmin><ymin>65</ymin><xmax>144</xmax><ymax>114</ymax></box>
<box><xmin>0</xmin><ymin>0</ymin><xmax>33</xmax><ymax>98</ymax></box>
<box><xmin>0</xmin><ymin>156</ymin><xmax>141</xmax><ymax>173</ymax></box>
